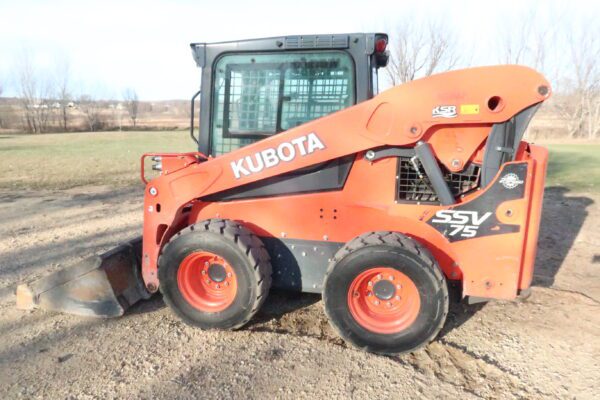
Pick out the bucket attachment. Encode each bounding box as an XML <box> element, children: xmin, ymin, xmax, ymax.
<box><xmin>16</xmin><ymin>237</ymin><xmax>151</xmax><ymax>318</ymax></box>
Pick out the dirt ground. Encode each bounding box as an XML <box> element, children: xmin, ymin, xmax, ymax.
<box><xmin>0</xmin><ymin>185</ymin><xmax>598</xmax><ymax>399</ymax></box>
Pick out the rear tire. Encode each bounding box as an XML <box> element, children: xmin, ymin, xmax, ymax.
<box><xmin>158</xmin><ymin>219</ymin><xmax>271</xmax><ymax>330</ymax></box>
<box><xmin>323</xmin><ymin>231</ymin><xmax>448</xmax><ymax>355</ymax></box>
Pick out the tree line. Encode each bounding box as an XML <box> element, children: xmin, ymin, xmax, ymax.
<box><xmin>0</xmin><ymin>54</ymin><xmax>140</xmax><ymax>133</ymax></box>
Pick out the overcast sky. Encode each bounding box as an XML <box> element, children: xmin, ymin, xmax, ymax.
<box><xmin>0</xmin><ymin>0</ymin><xmax>594</xmax><ymax>100</ymax></box>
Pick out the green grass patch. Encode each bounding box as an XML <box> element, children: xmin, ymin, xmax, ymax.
<box><xmin>546</xmin><ymin>144</ymin><xmax>600</xmax><ymax>192</ymax></box>
<box><xmin>0</xmin><ymin>131</ymin><xmax>192</xmax><ymax>190</ymax></box>
<box><xmin>0</xmin><ymin>132</ymin><xmax>598</xmax><ymax>193</ymax></box>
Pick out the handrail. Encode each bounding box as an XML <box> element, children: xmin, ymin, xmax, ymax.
<box><xmin>190</xmin><ymin>89</ymin><xmax>202</xmax><ymax>145</ymax></box>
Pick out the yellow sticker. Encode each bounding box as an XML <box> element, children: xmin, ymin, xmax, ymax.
<box><xmin>460</xmin><ymin>104</ymin><xmax>480</xmax><ymax>115</ymax></box>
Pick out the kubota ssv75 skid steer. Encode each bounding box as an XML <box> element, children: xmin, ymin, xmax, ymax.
<box><xmin>17</xmin><ymin>33</ymin><xmax>550</xmax><ymax>354</ymax></box>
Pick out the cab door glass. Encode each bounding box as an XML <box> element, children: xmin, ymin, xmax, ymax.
<box><xmin>211</xmin><ymin>51</ymin><xmax>355</xmax><ymax>156</ymax></box>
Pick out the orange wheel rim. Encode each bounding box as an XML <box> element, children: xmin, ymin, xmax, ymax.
<box><xmin>177</xmin><ymin>251</ymin><xmax>237</xmax><ymax>312</ymax></box>
<box><xmin>347</xmin><ymin>267</ymin><xmax>420</xmax><ymax>334</ymax></box>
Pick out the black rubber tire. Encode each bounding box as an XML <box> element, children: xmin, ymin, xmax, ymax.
<box><xmin>323</xmin><ymin>231</ymin><xmax>448</xmax><ymax>355</ymax></box>
<box><xmin>158</xmin><ymin>219</ymin><xmax>272</xmax><ymax>330</ymax></box>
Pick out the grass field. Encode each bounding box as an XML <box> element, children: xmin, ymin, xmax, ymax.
<box><xmin>0</xmin><ymin>131</ymin><xmax>598</xmax><ymax>192</ymax></box>
<box><xmin>545</xmin><ymin>144</ymin><xmax>599</xmax><ymax>192</ymax></box>
<box><xmin>0</xmin><ymin>131</ymin><xmax>192</xmax><ymax>190</ymax></box>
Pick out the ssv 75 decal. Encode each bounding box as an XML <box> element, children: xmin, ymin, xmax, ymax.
<box><xmin>427</xmin><ymin>163</ymin><xmax>528</xmax><ymax>242</ymax></box>
<box><xmin>430</xmin><ymin>210</ymin><xmax>492</xmax><ymax>238</ymax></box>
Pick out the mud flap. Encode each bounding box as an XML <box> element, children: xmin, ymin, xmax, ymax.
<box><xmin>16</xmin><ymin>237</ymin><xmax>151</xmax><ymax>318</ymax></box>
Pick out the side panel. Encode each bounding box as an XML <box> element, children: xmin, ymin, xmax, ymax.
<box><xmin>202</xmin><ymin>156</ymin><xmax>354</xmax><ymax>201</ymax></box>
<box><xmin>262</xmin><ymin>238</ymin><xmax>343</xmax><ymax>293</ymax></box>
<box><xmin>518</xmin><ymin>145</ymin><xmax>548</xmax><ymax>290</ymax></box>
<box><xmin>427</xmin><ymin>162</ymin><xmax>533</xmax><ymax>298</ymax></box>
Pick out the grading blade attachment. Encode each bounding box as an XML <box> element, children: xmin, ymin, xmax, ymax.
<box><xmin>16</xmin><ymin>237</ymin><xmax>151</xmax><ymax>318</ymax></box>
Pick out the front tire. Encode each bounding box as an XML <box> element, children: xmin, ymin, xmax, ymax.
<box><xmin>323</xmin><ymin>231</ymin><xmax>448</xmax><ymax>355</ymax></box>
<box><xmin>158</xmin><ymin>219</ymin><xmax>271</xmax><ymax>330</ymax></box>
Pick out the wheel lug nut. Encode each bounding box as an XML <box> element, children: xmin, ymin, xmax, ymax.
<box><xmin>227</xmin><ymin>272</ymin><xmax>232</xmax><ymax>278</ymax></box>
<box><xmin>368</xmin><ymin>281</ymin><xmax>373</xmax><ymax>287</ymax></box>
<box><xmin>395</xmin><ymin>295</ymin><xmax>401</xmax><ymax>300</ymax></box>
<box><xmin>389</xmin><ymin>275</ymin><xmax>394</xmax><ymax>281</ymax></box>
<box><xmin>353</xmin><ymin>291</ymin><xmax>359</xmax><ymax>297</ymax></box>
<box><xmin>216</xmin><ymin>284</ymin><xmax>220</xmax><ymax>289</ymax></box>
<box><xmin>204</xmin><ymin>262</ymin><xmax>209</xmax><ymax>267</ymax></box>
<box><xmin>376</xmin><ymin>274</ymin><xmax>382</xmax><ymax>280</ymax></box>
<box><xmin>201</xmin><ymin>270</ymin><xmax>206</xmax><ymax>275</ymax></box>
<box><xmin>366</xmin><ymin>291</ymin><xmax>372</xmax><ymax>297</ymax></box>
<box><xmin>396</xmin><ymin>284</ymin><xmax>401</xmax><ymax>289</ymax></box>
<box><xmin>374</xmin><ymin>300</ymin><xmax>380</xmax><ymax>305</ymax></box>
<box><xmin>387</xmin><ymin>301</ymin><xmax>392</xmax><ymax>307</ymax></box>
<box><xmin>205</xmin><ymin>279</ymin><xmax>210</xmax><ymax>284</ymax></box>
<box><xmin>224</xmin><ymin>282</ymin><xmax>229</xmax><ymax>287</ymax></box>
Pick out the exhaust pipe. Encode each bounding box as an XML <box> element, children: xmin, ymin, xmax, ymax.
<box><xmin>16</xmin><ymin>237</ymin><xmax>151</xmax><ymax>318</ymax></box>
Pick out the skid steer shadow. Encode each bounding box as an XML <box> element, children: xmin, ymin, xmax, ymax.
<box><xmin>246</xmin><ymin>288</ymin><xmax>485</xmax><ymax>346</ymax></box>
<box><xmin>438</xmin><ymin>301</ymin><xmax>486</xmax><ymax>339</ymax></box>
<box><xmin>124</xmin><ymin>290</ymin><xmax>315</xmax><ymax>319</ymax></box>
<box><xmin>532</xmin><ymin>186</ymin><xmax>593</xmax><ymax>287</ymax></box>
<box><xmin>244</xmin><ymin>289</ymin><xmax>343</xmax><ymax>343</ymax></box>
<box><xmin>248</xmin><ymin>289</ymin><xmax>321</xmax><ymax>325</ymax></box>
<box><xmin>126</xmin><ymin>294</ymin><xmax>166</xmax><ymax>315</ymax></box>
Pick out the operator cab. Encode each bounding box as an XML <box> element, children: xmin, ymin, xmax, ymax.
<box><xmin>191</xmin><ymin>33</ymin><xmax>389</xmax><ymax>157</ymax></box>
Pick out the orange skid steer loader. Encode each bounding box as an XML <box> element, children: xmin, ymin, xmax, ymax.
<box><xmin>17</xmin><ymin>33</ymin><xmax>550</xmax><ymax>354</ymax></box>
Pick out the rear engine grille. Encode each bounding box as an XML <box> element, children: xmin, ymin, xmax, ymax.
<box><xmin>396</xmin><ymin>157</ymin><xmax>481</xmax><ymax>203</ymax></box>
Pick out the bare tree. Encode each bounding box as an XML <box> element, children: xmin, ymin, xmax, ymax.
<box><xmin>385</xmin><ymin>19</ymin><xmax>460</xmax><ymax>85</ymax></box>
<box><xmin>569</xmin><ymin>30</ymin><xmax>600</xmax><ymax>139</ymax></box>
<box><xmin>123</xmin><ymin>88</ymin><xmax>139</xmax><ymax>127</ymax></box>
<box><xmin>499</xmin><ymin>14</ymin><xmax>534</xmax><ymax>66</ymax></box>
<box><xmin>54</xmin><ymin>60</ymin><xmax>71</xmax><ymax>131</ymax></box>
<box><xmin>14</xmin><ymin>51</ymin><xmax>53</xmax><ymax>133</ymax></box>
<box><xmin>0</xmin><ymin>80</ymin><xmax>4</xmax><ymax>128</ymax></box>
<box><xmin>497</xmin><ymin>8</ymin><xmax>561</xmax><ymax>77</ymax></box>
<box><xmin>494</xmin><ymin>5</ymin><xmax>600</xmax><ymax>140</ymax></box>
<box><xmin>553</xmin><ymin>24</ymin><xmax>600</xmax><ymax>139</ymax></box>
<box><xmin>110</xmin><ymin>103</ymin><xmax>124</xmax><ymax>131</ymax></box>
<box><xmin>78</xmin><ymin>94</ymin><xmax>103</xmax><ymax>132</ymax></box>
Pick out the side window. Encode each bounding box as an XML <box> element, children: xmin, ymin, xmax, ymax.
<box><xmin>211</xmin><ymin>51</ymin><xmax>355</xmax><ymax>156</ymax></box>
